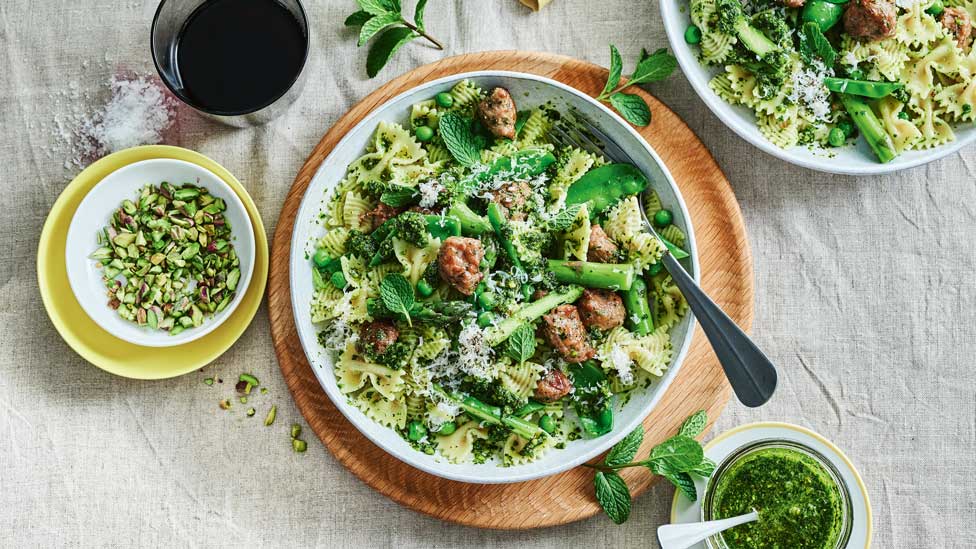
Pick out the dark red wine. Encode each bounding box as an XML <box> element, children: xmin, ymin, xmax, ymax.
<box><xmin>175</xmin><ymin>0</ymin><xmax>307</xmax><ymax>114</ymax></box>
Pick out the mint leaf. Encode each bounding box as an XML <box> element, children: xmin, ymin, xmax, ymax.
<box><xmin>549</xmin><ymin>203</ymin><xmax>583</xmax><ymax>231</ymax></box>
<box><xmin>357</xmin><ymin>0</ymin><xmax>395</xmax><ymax>16</ymax></box>
<box><xmin>605</xmin><ymin>426</ymin><xmax>644</xmax><ymax>467</ymax></box>
<box><xmin>438</xmin><ymin>112</ymin><xmax>485</xmax><ymax>166</ymax></box>
<box><xmin>689</xmin><ymin>457</ymin><xmax>716</xmax><ymax>478</ymax></box>
<box><xmin>630</xmin><ymin>48</ymin><xmax>677</xmax><ymax>85</ymax></box>
<box><xmin>380</xmin><ymin>186</ymin><xmax>416</xmax><ymax>207</ymax></box>
<box><xmin>594</xmin><ymin>471</ymin><xmax>631</xmax><ymax>524</ymax></box>
<box><xmin>799</xmin><ymin>22</ymin><xmax>837</xmax><ymax>67</ymax></box>
<box><xmin>601</xmin><ymin>45</ymin><xmax>624</xmax><ymax>99</ymax></box>
<box><xmin>649</xmin><ymin>434</ymin><xmax>704</xmax><ymax>473</ymax></box>
<box><xmin>506</xmin><ymin>324</ymin><xmax>536</xmax><ymax>363</ymax></box>
<box><xmin>664</xmin><ymin>472</ymin><xmax>698</xmax><ymax>502</ymax></box>
<box><xmin>359</xmin><ymin>12</ymin><xmax>403</xmax><ymax>46</ymax></box>
<box><xmin>380</xmin><ymin>273</ymin><xmax>415</xmax><ymax>326</ymax></box>
<box><xmin>366</xmin><ymin>27</ymin><xmax>416</xmax><ymax>78</ymax></box>
<box><xmin>678</xmin><ymin>410</ymin><xmax>707</xmax><ymax>438</ymax></box>
<box><xmin>345</xmin><ymin>10</ymin><xmax>373</xmax><ymax>27</ymax></box>
<box><xmin>638</xmin><ymin>47</ymin><xmax>652</xmax><ymax>64</ymax></box>
<box><xmin>414</xmin><ymin>0</ymin><xmax>429</xmax><ymax>32</ymax></box>
<box><xmin>609</xmin><ymin>93</ymin><xmax>651</xmax><ymax>126</ymax></box>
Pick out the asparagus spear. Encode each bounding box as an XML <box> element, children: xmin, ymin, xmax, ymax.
<box><xmin>431</xmin><ymin>384</ymin><xmax>543</xmax><ymax>439</ymax></box>
<box><xmin>485</xmin><ymin>285</ymin><xmax>584</xmax><ymax>346</ymax></box>
<box><xmin>486</xmin><ymin>202</ymin><xmax>523</xmax><ymax>272</ymax></box>
<box><xmin>547</xmin><ymin>260</ymin><xmax>635</xmax><ymax>291</ymax></box>
<box><xmin>839</xmin><ymin>94</ymin><xmax>897</xmax><ymax>163</ymax></box>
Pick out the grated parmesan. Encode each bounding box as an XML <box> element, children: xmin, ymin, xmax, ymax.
<box><xmin>788</xmin><ymin>61</ymin><xmax>834</xmax><ymax>122</ymax></box>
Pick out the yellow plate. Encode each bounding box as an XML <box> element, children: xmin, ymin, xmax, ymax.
<box><xmin>37</xmin><ymin>145</ymin><xmax>268</xmax><ymax>379</ymax></box>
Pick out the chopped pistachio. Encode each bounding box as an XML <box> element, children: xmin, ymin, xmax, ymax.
<box><xmin>246</xmin><ymin>408</ymin><xmax>256</xmax><ymax>417</ymax></box>
<box><xmin>239</xmin><ymin>396</ymin><xmax>247</xmax><ymax>404</ymax></box>
<box><xmin>219</xmin><ymin>399</ymin><xmax>232</xmax><ymax>410</ymax></box>
<box><xmin>203</xmin><ymin>377</ymin><xmax>214</xmax><ymax>386</ymax></box>
<box><xmin>292</xmin><ymin>438</ymin><xmax>307</xmax><ymax>453</ymax></box>
<box><xmin>264</xmin><ymin>405</ymin><xmax>277</xmax><ymax>426</ymax></box>
<box><xmin>290</xmin><ymin>423</ymin><xmax>302</xmax><ymax>439</ymax></box>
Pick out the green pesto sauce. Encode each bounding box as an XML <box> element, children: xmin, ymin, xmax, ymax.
<box><xmin>713</xmin><ymin>448</ymin><xmax>843</xmax><ymax>549</ymax></box>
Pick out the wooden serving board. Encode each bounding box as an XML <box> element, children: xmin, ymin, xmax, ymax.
<box><xmin>268</xmin><ymin>51</ymin><xmax>752</xmax><ymax>529</ymax></box>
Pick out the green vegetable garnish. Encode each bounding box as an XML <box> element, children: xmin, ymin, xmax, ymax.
<box><xmin>595</xmin><ymin>46</ymin><xmax>678</xmax><ymax>126</ymax></box>
<box><xmin>380</xmin><ymin>273</ymin><xmax>416</xmax><ymax>327</ymax></box>
<box><xmin>505</xmin><ymin>324</ymin><xmax>537</xmax><ymax>364</ymax></box>
<box><xmin>584</xmin><ymin>411</ymin><xmax>711</xmax><ymax>524</ymax></box>
<box><xmin>344</xmin><ymin>0</ymin><xmax>442</xmax><ymax>78</ymax></box>
<box><xmin>414</xmin><ymin>125</ymin><xmax>434</xmax><ymax>142</ymax></box>
<box><xmin>434</xmin><ymin>91</ymin><xmax>453</xmax><ymax>108</ymax></box>
<box><xmin>684</xmin><ymin>24</ymin><xmax>702</xmax><ymax>44</ymax></box>
<box><xmin>438</xmin><ymin>112</ymin><xmax>486</xmax><ymax>167</ymax></box>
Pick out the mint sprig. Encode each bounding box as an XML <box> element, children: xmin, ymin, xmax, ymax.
<box><xmin>584</xmin><ymin>410</ymin><xmax>712</xmax><ymax>524</ymax></box>
<box><xmin>438</xmin><ymin>112</ymin><xmax>485</xmax><ymax>166</ymax></box>
<box><xmin>549</xmin><ymin>203</ymin><xmax>584</xmax><ymax>231</ymax></box>
<box><xmin>345</xmin><ymin>0</ymin><xmax>444</xmax><ymax>78</ymax></box>
<box><xmin>380</xmin><ymin>273</ymin><xmax>415</xmax><ymax>326</ymax></box>
<box><xmin>505</xmin><ymin>324</ymin><xmax>537</xmax><ymax>364</ymax></box>
<box><xmin>595</xmin><ymin>46</ymin><xmax>678</xmax><ymax>127</ymax></box>
<box><xmin>798</xmin><ymin>22</ymin><xmax>837</xmax><ymax>67</ymax></box>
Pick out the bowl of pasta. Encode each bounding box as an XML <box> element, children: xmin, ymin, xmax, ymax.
<box><xmin>289</xmin><ymin>72</ymin><xmax>699</xmax><ymax>483</ymax></box>
<box><xmin>661</xmin><ymin>0</ymin><xmax>976</xmax><ymax>174</ymax></box>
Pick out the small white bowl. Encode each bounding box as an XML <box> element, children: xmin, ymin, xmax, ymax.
<box><xmin>290</xmin><ymin>71</ymin><xmax>700</xmax><ymax>483</ymax></box>
<box><xmin>65</xmin><ymin>158</ymin><xmax>255</xmax><ymax>348</ymax></box>
<box><xmin>660</xmin><ymin>0</ymin><xmax>976</xmax><ymax>175</ymax></box>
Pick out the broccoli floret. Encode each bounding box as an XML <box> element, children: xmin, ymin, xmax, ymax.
<box><xmin>390</xmin><ymin>211</ymin><xmax>429</xmax><ymax>248</ymax></box>
<box><xmin>715</xmin><ymin>0</ymin><xmax>744</xmax><ymax>35</ymax></box>
<box><xmin>751</xmin><ymin>9</ymin><xmax>791</xmax><ymax>49</ymax></box>
<box><xmin>376</xmin><ymin>340</ymin><xmax>412</xmax><ymax>370</ymax></box>
<box><xmin>739</xmin><ymin>50</ymin><xmax>792</xmax><ymax>99</ymax></box>
<box><xmin>346</xmin><ymin>229</ymin><xmax>378</xmax><ymax>259</ymax></box>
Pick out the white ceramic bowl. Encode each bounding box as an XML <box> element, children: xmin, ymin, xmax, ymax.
<box><xmin>290</xmin><ymin>71</ymin><xmax>700</xmax><ymax>483</ymax></box>
<box><xmin>660</xmin><ymin>1</ymin><xmax>976</xmax><ymax>175</ymax></box>
<box><xmin>65</xmin><ymin>158</ymin><xmax>255</xmax><ymax>348</ymax></box>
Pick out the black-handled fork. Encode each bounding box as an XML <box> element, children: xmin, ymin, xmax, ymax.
<box><xmin>549</xmin><ymin>111</ymin><xmax>777</xmax><ymax>407</ymax></box>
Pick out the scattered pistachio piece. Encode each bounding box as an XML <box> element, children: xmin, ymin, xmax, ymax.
<box><xmin>246</xmin><ymin>408</ymin><xmax>256</xmax><ymax>417</ymax></box>
<box><xmin>292</xmin><ymin>438</ymin><xmax>307</xmax><ymax>453</ymax></box>
<box><xmin>219</xmin><ymin>399</ymin><xmax>232</xmax><ymax>410</ymax></box>
<box><xmin>290</xmin><ymin>423</ymin><xmax>302</xmax><ymax>439</ymax></box>
<box><xmin>260</xmin><ymin>387</ymin><xmax>268</xmax><ymax>394</ymax></box>
<box><xmin>239</xmin><ymin>373</ymin><xmax>260</xmax><ymax>387</ymax></box>
<box><xmin>264</xmin><ymin>405</ymin><xmax>277</xmax><ymax>426</ymax></box>
<box><xmin>239</xmin><ymin>396</ymin><xmax>247</xmax><ymax>404</ymax></box>
<box><xmin>204</xmin><ymin>377</ymin><xmax>214</xmax><ymax>386</ymax></box>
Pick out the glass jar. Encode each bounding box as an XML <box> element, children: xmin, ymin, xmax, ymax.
<box><xmin>701</xmin><ymin>439</ymin><xmax>854</xmax><ymax>549</ymax></box>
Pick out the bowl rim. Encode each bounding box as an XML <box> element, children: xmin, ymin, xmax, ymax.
<box><xmin>289</xmin><ymin>69</ymin><xmax>701</xmax><ymax>483</ymax></box>
<box><xmin>65</xmin><ymin>157</ymin><xmax>256</xmax><ymax>348</ymax></box>
<box><xmin>658</xmin><ymin>0</ymin><xmax>976</xmax><ymax>175</ymax></box>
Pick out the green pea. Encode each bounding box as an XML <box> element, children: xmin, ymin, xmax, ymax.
<box><xmin>477</xmin><ymin>311</ymin><xmax>494</xmax><ymax>328</ymax></box>
<box><xmin>435</xmin><ymin>421</ymin><xmax>456</xmax><ymax>435</ymax></box>
<box><xmin>414</xmin><ymin>125</ymin><xmax>434</xmax><ymax>142</ymax></box>
<box><xmin>648</xmin><ymin>262</ymin><xmax>664</xmax><ymax>276</ymax></box>
<box><xmin>897</xmin><ymin>110</ymin><xmax>911</xmax><ymax>121</ymax></box>
<box><xmin>330</xmin><ymin>271</ymin><xmax>347</xmax><ymax>289</ymax></box>
<box><xmin>837</xmin><ymin>119</ymin><xmax>856</xmax><ymax>138</ymax></box>
<box><xmin>407</xmin><ymin>420</ymin><xmax>427</xmax><ymax>441</ymax></box>
<box><xmin>684</xmin><ymin>24</ymin><xmax>702</xmax><ymax>44</ymax></box>
<box><xmin>478</xmin><ymin>291</ymin><xmax>496</xmax><ymax>310</ymax></box>
<box><xmin>827</xmin><ymin>127</ymin><xmax>846</xmax><ymax>147</ymax></box>
<box><xmin>802</xmin><ymin>0</ymin><xmax>844</xmax><ymax>32</ymax></box>
<box><xmin>416</xmin><ymin>279</ymin><xmax>434</xmax><ymax>297</ymax></box>
<box><xmin>653</xmin><ymin>209</ymin><xmax>673</xmax><ymax>227</ymax></box>
<box><xmin>434</xmin><ymin>92</ymin><xmax>454</xmax><ymax>108</ymax></box>
<box><xmin>312</xmin><ymin>248</ymin><xmax>331</xmax><ymax>267</ymax></box>
<box><xmin>538</xmin><ymin>414</ymin><xmax>556</xmax><ymax>434</ymax></box>
<box><xmin>925</xmin><ymin>0</ymin><xmax>943</xmax><ymax>15</ymax></box>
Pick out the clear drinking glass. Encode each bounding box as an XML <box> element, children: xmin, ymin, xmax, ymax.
<box><xmin>150</xmin><ymin>0</ymin><xmax>309</xmax><ymax>127</ymax></box>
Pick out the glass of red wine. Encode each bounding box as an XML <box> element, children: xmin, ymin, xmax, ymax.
<box><xmin>151</xmin><ymin>0</ymin><xmax>309</xmax><ymax>127</ymax></box>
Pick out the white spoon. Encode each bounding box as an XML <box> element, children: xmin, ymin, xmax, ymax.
<box><xmin>657</xmin><ymin>509</ymin><xmax>760</xmax><ymax>549</ymax></box>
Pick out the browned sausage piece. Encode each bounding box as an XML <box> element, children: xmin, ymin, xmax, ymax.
<box><xmin>779</xmin><ymin>0</ymin><xmax>805</xmax><ymax>7</ymax></box>
<box><xmin>360</xmin><ymin>319</ymin><xmax>399</xmax><ymax>358</ymax></box>
<box><xmin>843</xmin><ymin>0</ymin><xmax>897</xmax><ymax>42</ymax></box>
<box><xmin>941</xmin><ymin>7</ymin><xmax>973</xmax><ymax>50</ymax></box>
<box><xmin>542</xmin><ymin>304</ymin><xmax>596</xmax><ymax>363</ymax></box>
<box><xmin>587</xmin><ymin>224</ymin><xmax>620</xmax><ymax>263</ymax></box>
<box><xmin>488</xmin><ymin>180</ymin><xmax>532</xmax><ymax>221</ymax></box>
<box><xmin>534</xmin><ymin>368</ymin><xmax>574</xmax><ymax>403</ymax></box>
<box><xmin>577</xmin><ymin>289</ymin><xmax>627</xmax><ymax>331</ymax></box>
<box><xmin>360</xmin><ymin>203</ymin><xmax>402</xmax><ymax>232</ymax></box>
<box><xmin>437</xmin><ymin>236</ymin><xmax>485</xmax><ymax>296</ymax></box>
<box><xmin>477</xmin><ymin>87</ymin><xmax>517</xmax><ymax>140</ymax></box>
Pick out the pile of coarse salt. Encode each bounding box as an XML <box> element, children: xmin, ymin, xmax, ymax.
<box><xmin>58</xmin><ymin>74</ymin><xmax>176</xmax><ymax>170</ymax></box>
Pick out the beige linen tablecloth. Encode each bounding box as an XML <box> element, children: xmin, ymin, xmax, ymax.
<box><xmin>1</xmin><ymin>1</ymin><xmax>973</xmax><ymax>546</ymax></box>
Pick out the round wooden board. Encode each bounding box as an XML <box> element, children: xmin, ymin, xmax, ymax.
<box><xmin>269</xmin><ymin>51</ymin><xmax>753</xmax><ymax>529</ymax></box>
